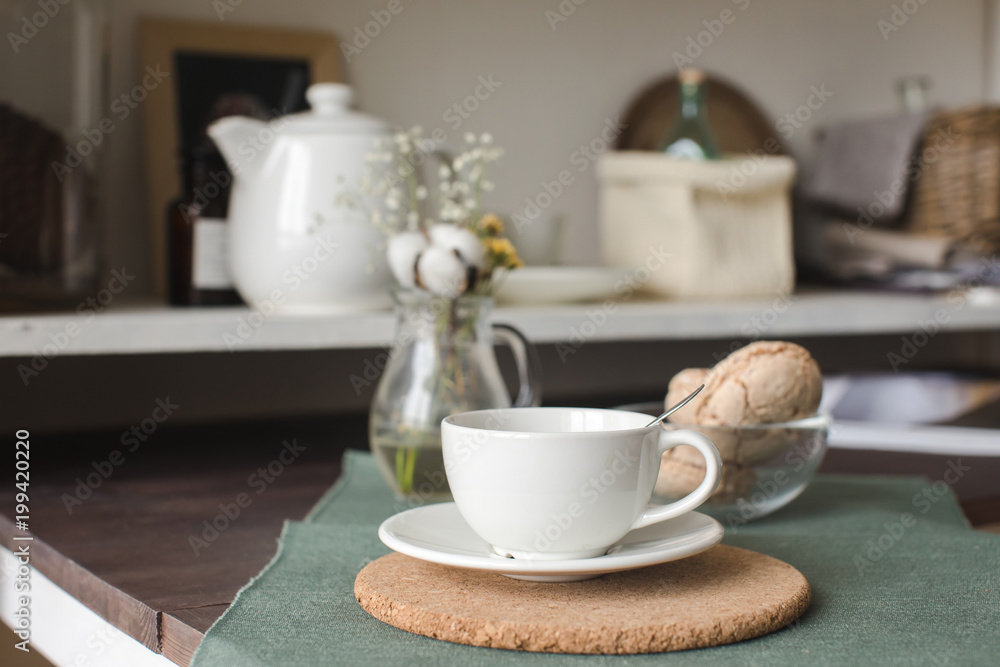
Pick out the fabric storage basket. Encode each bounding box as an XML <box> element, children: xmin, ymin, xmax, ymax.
<box><xmin>597</xmin><ymin>152</ymin><xmax>797</xmax><ymax>299</ymax></box>
<box><xmin>905</xmin><ymin>106</ymin><xmax>1000</xmax><ymax>252</ymax></box>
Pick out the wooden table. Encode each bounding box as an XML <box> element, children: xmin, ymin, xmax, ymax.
<box><xmin>2</xmin><ymin>423</ymin><xmax>998</xmax><ymax>666</ymax></box>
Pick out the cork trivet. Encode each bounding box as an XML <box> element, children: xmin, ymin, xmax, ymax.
<box><xmin>355</xmin><ymin>545</ymin><xmax>810</xmax><ymax>654</ymax></box>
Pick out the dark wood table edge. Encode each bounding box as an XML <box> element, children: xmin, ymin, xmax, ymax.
<box><xmin>0</xmin><ymin>513</ymin><xmax>161</xmax><ymax>650</ymax></box>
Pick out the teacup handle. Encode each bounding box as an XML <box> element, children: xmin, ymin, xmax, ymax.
<box><xmin>492</xmin><ymin>324</ymin><xmax>543</xmax><ymax>407</ymax></box>
<box><xmin>631</xmin><ymin>430</ymin><xmax>722</xmax><ymax>530</ymax></box>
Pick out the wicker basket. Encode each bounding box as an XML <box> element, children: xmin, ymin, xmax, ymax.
<box><xmin>905</xmin><ymin>106</ymin><xmax>1000</xmax><ymax>252</ymax></box>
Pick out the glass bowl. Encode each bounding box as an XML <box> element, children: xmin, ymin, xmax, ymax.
<box><xmin>617</xmin><ymin>403</ymin><xmax>830</xmax><ymax>524</ymax></box>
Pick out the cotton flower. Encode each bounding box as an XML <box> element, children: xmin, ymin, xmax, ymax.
<box><xmin>428</xmin><ymin>224</ymin><xmax>485</xmax><ymax>270</ymax></box>
<box><xmin>416</xmin><ymin>245</ymin><xmax>467</xmax><ymax>297</ymax></box>
<box><xmin>387</xmin><ymin>232</ymin><xmax>428</xmax><ymax>288</ymax></box>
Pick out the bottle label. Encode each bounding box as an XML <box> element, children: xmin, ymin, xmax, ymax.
<box><xmin>192</xmin><ymin>218</ymin><xmax>233</xmax><ymax>289</ymax></box>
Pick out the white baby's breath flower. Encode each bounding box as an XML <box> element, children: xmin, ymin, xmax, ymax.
<box><xmin>464</xmin><ymin>132</ymin><xmax>476</xmax><ymax>144</ymax></box>
<box><xmin>481</xmin><ymin>180</ymin><xmax>495</xmax><ymax>191</ymax></box>
<box><xmin>438</xmin><ymin>165</ymin><xmax>451</xmax><ymax>179</ymax></box>
<box><xmin>480</xmin><ymin>132</ymin><xmax>492</xmax><ymax>144</ymax></box>
<box><xmin>415</xmin><ymin>185</ymin><xmax>428</xmax><ymax>200</ymax></box>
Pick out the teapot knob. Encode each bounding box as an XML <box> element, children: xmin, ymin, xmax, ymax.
<box><xmin>306</xmin><ymin>83</ymin><xmax>353</xmax><ymax>115</ymax></box>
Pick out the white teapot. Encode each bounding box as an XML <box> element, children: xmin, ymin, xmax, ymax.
<box><xmin>208</xmin><ymin>83</ymin><xmax>392</xmax><ymax>312</ymax></box>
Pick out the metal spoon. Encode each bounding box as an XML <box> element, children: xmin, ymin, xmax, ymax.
<box><xmin>645</xmin><ymin>384</ymin><xmax>705</xmax><ymax>428</ymax></box>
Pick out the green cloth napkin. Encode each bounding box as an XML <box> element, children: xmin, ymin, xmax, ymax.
<box><xmin>192</xmin><ymin>452</ymin><xmax>1000</xmax><ymax>666</ymax></box>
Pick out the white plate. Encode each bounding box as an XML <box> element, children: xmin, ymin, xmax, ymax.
<box><xmin>495</xmin><ymin>266</ymin><xmax>625</xmax><ymax>305</ymax></box>
<box><xmin>378</xmin><ymin>502</ymin><xmax>723</xmax><ymax>582</ymax></box>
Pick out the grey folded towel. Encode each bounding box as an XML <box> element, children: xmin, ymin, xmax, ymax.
<box><xmin>801</xmin><ymin>112</ymin><xmax>929</xmax><ymax>224</ymax></box>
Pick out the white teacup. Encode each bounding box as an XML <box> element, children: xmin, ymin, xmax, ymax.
<box><xmin>442</xmin><ymin>407</ymin><xmax>721</xmax><ymax>560</ymax></box>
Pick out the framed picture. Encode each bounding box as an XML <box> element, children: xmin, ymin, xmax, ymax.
<box><xmin>139</xmin><ymin>18</ymin><xmax>341</xmax><ymax>298</ymax></box>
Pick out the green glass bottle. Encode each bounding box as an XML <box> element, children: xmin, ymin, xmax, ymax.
<box><xmin>661</xmin><ymin>69</ymin><xmax>721</xmax><ymax>160</ymax></box>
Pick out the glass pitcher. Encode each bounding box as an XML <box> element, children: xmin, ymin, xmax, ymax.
<box><xmin>369</xmin><ymin>291</ymin><xmax>541</xmax><ymax>501</ymax></box>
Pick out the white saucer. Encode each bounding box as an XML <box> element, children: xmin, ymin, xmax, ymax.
<box><xmin>494</xmin><ymin>266</ymin><xmax>625</xmax><ymax>305</ymax></box>
<box><xmin>378</xmin><ymin>503</ymin><xmax>724</xmax><ymax>582</ymax></box>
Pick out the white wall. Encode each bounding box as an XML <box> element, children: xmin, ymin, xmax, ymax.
<box><xmin>5</xmin><ymin>0</ymin><xmax>990</xmax><ymax>296</ymax></box>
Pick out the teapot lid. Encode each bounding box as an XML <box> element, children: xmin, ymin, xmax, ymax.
<box><xmin>281</xmin><ymin>83</ymin><xmax>388</xmax><ymax>134</ymax></box>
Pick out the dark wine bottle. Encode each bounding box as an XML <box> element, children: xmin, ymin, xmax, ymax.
<box><xmin>167</xmin><ymin>147</ymin><xmax>242</xmax><ymax>306</ymax></box>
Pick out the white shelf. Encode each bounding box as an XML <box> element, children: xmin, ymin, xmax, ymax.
<box><xmin>1</xmin><ymin>290</ymin><xmax>999</xmax><ymax>357</ymax></box>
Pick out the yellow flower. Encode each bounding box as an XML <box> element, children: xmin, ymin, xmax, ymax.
<box><xmin>484</xmin><ymin>237</ymin><xmax>523</xmax><ymax>270</ymax></box>
<box><xmin>478</xmin><ymin>213</ymin><xmax>504</xmax><ymax>236</ymax></box>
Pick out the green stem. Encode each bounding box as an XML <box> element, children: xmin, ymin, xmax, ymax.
<box><xmin>396</xmin><ymin>446</ymin><xmax>418</xmax><ymax>495</ymax></box>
